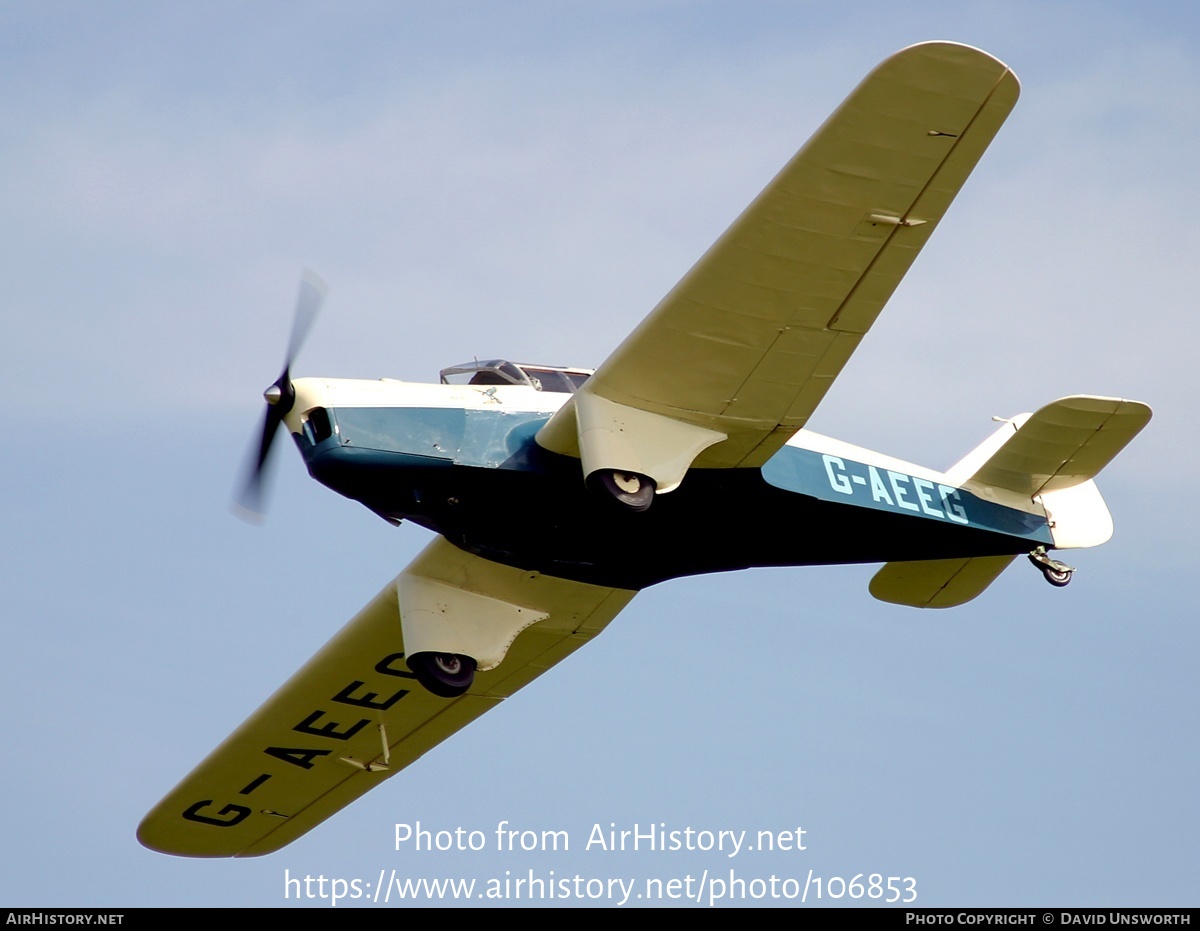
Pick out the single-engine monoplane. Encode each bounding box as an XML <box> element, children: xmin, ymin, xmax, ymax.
<box><xmin>139</xmin><ymin>41</ymin><xmax>1151</xmax><ymax>858</ymax></box>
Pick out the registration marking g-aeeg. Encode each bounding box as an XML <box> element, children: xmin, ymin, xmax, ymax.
<box><xmin>180</xmin><ymin>652</ymin><xmax>418</xmax><ymax>833</ymax></box>
<box><xmin>820</xmin><ymin>454</ymin><xmax>970</xmax><ymax>524</ymax></box>
<box><xmin>758</xmin><ymin>446</ymin><xmax>1053</xmax><ymax>544</ymax></box>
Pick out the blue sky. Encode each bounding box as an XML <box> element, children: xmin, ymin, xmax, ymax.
<box><xmin>3</xmin><ymin>1</ymin><xmax>1197</xmax><ymax>907</ymax></box>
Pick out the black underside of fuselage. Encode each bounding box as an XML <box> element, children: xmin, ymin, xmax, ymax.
<box><xmin>303</xmin><ymin>442</ymin><xmax>1031</xmax><ymax>591</ymax></box>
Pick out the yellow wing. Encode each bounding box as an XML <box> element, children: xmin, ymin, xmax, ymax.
<box><xmin>138</xmin><ymin>538</ymin><xmax>634</xmax><ymax>857</ymax></box>
<box><xmin>539</xmin><ymin>42</ymin><xmax>1020</xmax><ymax>478</ymax></box>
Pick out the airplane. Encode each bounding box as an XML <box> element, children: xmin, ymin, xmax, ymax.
<box><xmin>138</xmin><ymin>41</ymin><xmax>1151</xmax><ymax>858</ymax></box>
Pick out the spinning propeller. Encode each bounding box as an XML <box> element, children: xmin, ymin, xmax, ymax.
<box><xmin>235</xmin><ymin>269</ymin><xmax>329</xmax><ymax>520</ymax></box>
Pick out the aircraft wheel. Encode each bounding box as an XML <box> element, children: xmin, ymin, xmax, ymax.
<box><xmin>590</xmin><ymin>469</ymin><xmax>656</xmax><ymax>511</ymax></box>
<box><xmin>407</xmin><ymin>652</ymin><xmax>477</xmax><ymax>698</ymax></box>
<box><xmin>1027</xmin><ymin>549</ymin><xmax>1074</xmax><ymax>589</ymax></box>
<box><xmin>1041</xmin><ymin>566</ymin><xmax>1073</xmax><ymax>588</ymax></box>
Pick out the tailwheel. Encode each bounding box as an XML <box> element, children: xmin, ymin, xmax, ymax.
<box><xmin>1041</xmin><ymin>565</ymin><xmax>1073</xmax><ymax>587</ymax></box>
<box><xmin>588</xmin><ymin>469</ymin><xmax>656</xmax><ymax>511</ymax></box>
<box><xmin>407</xmin><ymin>652</ymin><xmax>477</xmax><ymax>698</ymax></box>
<box><xmin>1027</xmin><ymin>547</ymin><xmax>1075</xmax><ymax>588</ymax></box>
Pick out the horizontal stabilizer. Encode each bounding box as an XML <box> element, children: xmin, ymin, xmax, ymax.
<box><xmin>870</xmin><ymin>555</ymin><xmax>1017</xmax><ymax>608</ymax></box>
<box><xmin>956</xmin><ymin>396</ymin><xmax>1151</xmax><ymax>498</ymax></box>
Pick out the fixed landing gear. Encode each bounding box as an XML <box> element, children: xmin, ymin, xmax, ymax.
<box><xmin>1027</xmin><ymin>547</ymin><xmax>1074</xmax><ymax>588</ymax></box>
<box><xmin>407</xmin><ymin>652</ymin><xmax>477</xmax><ymax>698</ymax></box>
<box><xmin>588</xmin><ymin>469</ymin><xmax>656</xmax><ymax>511</ymax></box>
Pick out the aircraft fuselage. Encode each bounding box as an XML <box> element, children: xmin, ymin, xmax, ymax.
<box><xmin>288</xmin><ymin>377</ymin><xmax>1049</xmax><ymax>590</ymax></box>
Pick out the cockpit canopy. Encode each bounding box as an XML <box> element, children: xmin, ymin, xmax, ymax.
<box><xmin>439</xmin><ymin>359</ymin><xmax>593</xmax><ymax>394</ymax></box>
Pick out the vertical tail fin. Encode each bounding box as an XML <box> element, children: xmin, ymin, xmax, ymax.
<box><xmin>870</xmin><ymin>396</ymin><xmax>1151</xmax><ymax>608</ymax></box>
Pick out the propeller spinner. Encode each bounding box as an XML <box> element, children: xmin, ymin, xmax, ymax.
<box><xmin>235</xmin><ymin>269</ymin><xmax>329</xmax><ymax>520</ymax></box>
